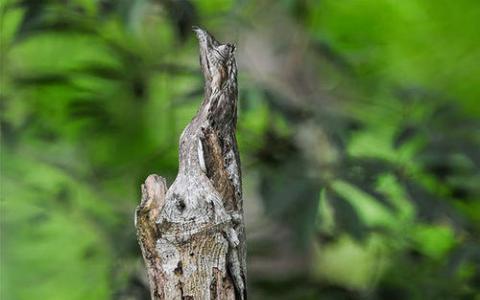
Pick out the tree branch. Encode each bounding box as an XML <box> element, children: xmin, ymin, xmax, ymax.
<box><xmin>135</xmin><ymin>27</ymin><xmax>246</xmax><ymax>300</ymax></box>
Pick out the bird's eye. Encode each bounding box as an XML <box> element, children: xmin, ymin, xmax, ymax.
<box><xmin>217</xmin><ymin>44</ymin><xmax>232</xmax><ymax>59</ymax></box>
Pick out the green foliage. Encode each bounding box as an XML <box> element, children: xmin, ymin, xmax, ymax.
<box><xmin>2</xmin><ymin>0</ymin><xmax>479</xmax><ymax>299</ymax></box>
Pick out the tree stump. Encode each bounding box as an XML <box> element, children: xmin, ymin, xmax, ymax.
<box><xmin>135</xmin><ymin>27</ymin><xmax>247</xmax><ymax>300</ymax></box>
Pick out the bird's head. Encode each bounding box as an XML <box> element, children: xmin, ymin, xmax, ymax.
<box><xmin>193</xmin><ymin>27</ymin><xmax>236</xmax><ymax>90</ymax></box>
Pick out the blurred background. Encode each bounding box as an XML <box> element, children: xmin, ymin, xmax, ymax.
<box><xmin>2</xmin><ymin>0</ymin><xmax>480</xmax><ymax>299</ymax></box>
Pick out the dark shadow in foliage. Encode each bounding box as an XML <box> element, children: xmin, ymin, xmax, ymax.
<box><xmin>338</xmin><ymin>157</ymin><xmax>397</xmax><ymax>212</ymax></box>
<box><xmin>402</xmin><ymin>177</ymin><xmax>466</xmax><ymax>228</ymax></box>
<box><xmin>257</xmin><ymin>129</ymin><xmax>320</xmax><ymax>248</ymax></box>
<box><xmin>393</xmin><ymin>124</ymin><xmax>418</xmax><ymax>149</ymax></box>
<box><xmin>12</xmin><ymin>73</ymin><xmax>72</xmax><ymax>86</ymax></box>
<box><xmin>326</xmin><ymin>189</ymin><xmax>368</xmax><ymax>242</ymax></box>
<box><xmin>68</xmin><ymin>97</ymin><xmax>115</xmax><ymax>132</ymax></box>
<box><xmin>262</xmin><ymin>89</ymin><xmax>313</xmax><ymax>122</ymax></box>
<box><xmin>163</xmin><ymin>0</ymin><xmax>198</xmax><ymax>42</ymax></box>
<box><xmin>11</xmin><ymin>0</ymin><xmax>96</xmax><ymax>42</ymax></box>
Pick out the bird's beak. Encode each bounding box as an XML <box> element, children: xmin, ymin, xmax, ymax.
<box><xmin>192</xmin><ymin>26</ymin><xmax>204</xmax><ymax>36</ymax></box>
<box><xmin>192</xmin><ymin>26</ymin><xmax>211</xmax><ymax>46</ymax></box>
<box><xmin>193</xmin><ymin>26</ymin><xmax>214</xmax><ymax>79</ymax></box>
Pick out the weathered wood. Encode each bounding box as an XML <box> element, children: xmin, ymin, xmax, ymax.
<box><xmin>135</xmin><ymin>27</ymin><xmax>246</xmax><ymax>300</ymax></box>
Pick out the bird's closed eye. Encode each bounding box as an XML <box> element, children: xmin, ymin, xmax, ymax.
<box><xmin>216</xmin><ymin>44</ymin><xmax>234</xmax><ymax>60</ymax></box>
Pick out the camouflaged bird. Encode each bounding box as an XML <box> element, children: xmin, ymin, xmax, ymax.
<box><xmin>136</xmin><ymin>27</ymin><xmax>246</xmax><ymax>300</ymax></box>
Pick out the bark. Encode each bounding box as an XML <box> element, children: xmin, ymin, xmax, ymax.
<box><xmin>135</xmin><ymin>27</ymin><xmax>246</xmax><ymax>300</ymax></box>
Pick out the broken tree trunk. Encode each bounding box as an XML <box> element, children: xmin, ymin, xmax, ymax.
<box><xmin>135</xmin><ymin>27</ymin><xmax>247</xmax><ymax>300</ymax></box>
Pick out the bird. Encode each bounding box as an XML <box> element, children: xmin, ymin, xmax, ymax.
<box><xmin>141</xmin><ymin>27</ymin><xmax>246</xmax><ymax>299</ymax></box>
